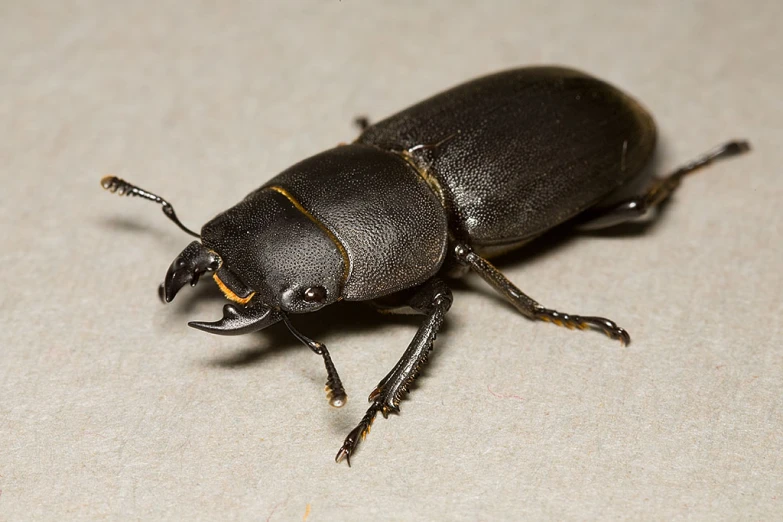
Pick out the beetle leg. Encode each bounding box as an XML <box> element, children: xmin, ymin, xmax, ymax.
<box><xmin>578</xmin><ymin>140</ymin><xmax>751</xmax><ymax>230</ymax></box>
<box><xmin>354</xmin><ymin>116</ymin><xmax>371</xmax><ymax>132</ymax></box>
<box><xmin>282</xmin><ymin>314</ymin><xmax>347</xmax><ymax>408</ymax></box>
<box><xmin>454</xmin><ymin>244</ymin><xmax>630</xmax><ymax>345</ymax></box>
<box><xmin>335</xmin><ymin>278</ymin><xmax>452</xmax><ymax>465</ymax></box>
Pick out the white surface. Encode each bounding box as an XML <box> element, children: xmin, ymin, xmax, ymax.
<box><xmin>1</xmin><ymin>1</ymin><xmax>781</xmax><ymax>520</ymax></box>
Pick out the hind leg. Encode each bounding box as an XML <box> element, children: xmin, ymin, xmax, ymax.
<box><xmin>578</xmin><ymin>140</ymin><xmax>750</xmax><ymax>230</ymax></box>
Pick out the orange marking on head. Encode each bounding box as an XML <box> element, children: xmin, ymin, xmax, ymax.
<box><xmin>213</xmin><ymin>273</ymin><xmax>255</xmax><ymax>304</ymax></box>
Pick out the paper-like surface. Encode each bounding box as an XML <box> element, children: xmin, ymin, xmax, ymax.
<box><xmin>1</xmin><ymin>2</ymin><xmax>780</xmax><ymax>520</ymax></box>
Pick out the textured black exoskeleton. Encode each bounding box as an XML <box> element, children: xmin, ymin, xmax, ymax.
<box><xmin>101</xmin><ymin>66</ymin><xmax>750</xmax><ymax>464</ymax></box>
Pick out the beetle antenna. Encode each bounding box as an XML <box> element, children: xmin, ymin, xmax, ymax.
<box><xmin>100</xmin><ymin>176</ymin><xmax>200</xmax><ymax>238</ymax></box>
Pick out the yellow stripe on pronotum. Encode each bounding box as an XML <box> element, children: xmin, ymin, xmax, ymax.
<box><xmin>264</xmin><ymin>185</ymin><xmax>351</xmax><ymax>286</ymax></box>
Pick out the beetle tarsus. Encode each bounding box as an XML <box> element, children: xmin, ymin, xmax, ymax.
<box><xmin>335</xmin><ymin>279</ymin><xmax>452</xmax><ymax>465</ymax></box>
<box><xmin>322</xmin><ymin>348</ymin><xmax>348</xmax><ymax>408</ymax></box>
<box><xmin>335</xmin><ymin>403</ymin><xmax>380</xmax><ymax>466</ymax></box>
<box><xmin>534</xmin><ymin>307</ymin><xmax>630</xmax><ymax>346</ymax></box>
<box><xmin>705</xmin><ymin>139</ymin><xmax>751</xmax><ymax>160</ymax></box>
<box><xmin>282</xmin><ymin>315</ymin><xmax>347</xmax><ymax>408</ymax></box>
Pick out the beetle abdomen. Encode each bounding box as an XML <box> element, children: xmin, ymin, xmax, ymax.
<box><xmin>358</xmin><ymin>66</ymin><xmax>656</xmax><ymax>252</ymax></box>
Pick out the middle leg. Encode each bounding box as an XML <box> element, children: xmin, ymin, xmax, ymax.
<box><xmin>282</xmin><ymin>314</ymin><xmax>347</xmax><ymax>408</ymax></box>
<box><xmin>454</xmin><ymin>244</ymin><xmax>630</xmax><ymax>345</ymax></box>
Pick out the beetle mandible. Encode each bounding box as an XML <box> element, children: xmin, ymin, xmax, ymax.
<box><xmin>101</xmin><ymin>66</ymin><xmax>750</xmax><ymax>465</ymax></box>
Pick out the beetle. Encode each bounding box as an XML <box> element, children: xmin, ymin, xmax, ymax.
<box><xmin>101</xmin><ymin>66</ymin><xmax>750</xmax><ymax>465</ymax></box>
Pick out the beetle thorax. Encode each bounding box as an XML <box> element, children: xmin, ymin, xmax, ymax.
<box><xmin>201</xmin><ymin>189</ymin><xmax>345</xmax><ymax>313</ymax></box>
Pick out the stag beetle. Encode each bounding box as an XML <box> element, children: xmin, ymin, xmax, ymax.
<box><xmin>101</xmin><ymin>66</ymin><xmax>750</xmax><ymax>465</ymax></box>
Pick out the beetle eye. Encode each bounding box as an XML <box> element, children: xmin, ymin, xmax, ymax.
<box><xmin>302</xmin><ymin>286</ymin><xmax>327</xmax><ymax>303</ymax></box>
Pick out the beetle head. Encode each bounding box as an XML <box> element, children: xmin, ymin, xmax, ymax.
<box><xmin>101</xmin><ymin>176</ymin><xmax>344</xmax><ymax>336</ymax></box>
<box><xmin>163</xmin><ymin>240</ymin><xmax>221</xmax><ymax>302</ymax></box>
<box><xmin>199</xmin><ymin>188</ymin><xmax>347</xmax><ymax>314</ymax></box>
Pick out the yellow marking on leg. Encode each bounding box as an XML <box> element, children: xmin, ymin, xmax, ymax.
<box><xmin>361</xmin><ymin>416</ymin><xmax>376</xmax><ymax>440</ymax></box>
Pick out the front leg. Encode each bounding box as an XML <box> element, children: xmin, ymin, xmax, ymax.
<box><xmin>282</xmin><ymin>314</ymin><xmax>347</xmax><ymax>408</ymax></box>
<box><xmin>335</xmin><ymin>278</ymin><xmax>452</xmax><ymax>465</ymax></box>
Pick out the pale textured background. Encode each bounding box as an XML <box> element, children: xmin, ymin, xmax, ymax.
<box><xmin>1</xmin><ymin>1</ymin><xmax>781</xmax><ymax>520</ymax></box>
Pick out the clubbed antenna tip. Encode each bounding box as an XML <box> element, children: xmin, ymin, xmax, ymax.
<box><xmin>100</xmin><ymin>175</ymin><xmax>200</xmax><ymax>238</ymax></box>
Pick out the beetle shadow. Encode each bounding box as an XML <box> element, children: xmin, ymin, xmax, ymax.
<box><xmin>180</xmin><ymin>290</ymin><xmax>455</xmax><ymax>437</ymax></box>
<box><xmin>453</xmin><ymin>197</ymin><xmax>675</xmax><ymax>306</ymax></box>
<box><xmin>169</xmin><ymin>283</ymin><xmax>432</xmax><ymax>369</ymax></box>
<box><xmin>97</xmin><ymin>216</ymin><xmax>185</xmax><ymax>249</ymax></box>
<box><xmin>170</xmin><ymin>207</ymin><xmax>667</xmax><ymax>366</ymax></box>
<box><xmin>97</xmin><ymin>214</ymin><xmax>441</xmax><ymax>369</ymax></box>
<box><xmin>482</xmin><ymin>143</ymin><xmax>676</xmax><ymax>269</ymax></box>
<box><xmin>572</xmin><ymin>144</ymin><xmax>691</xmax><ymax>238</ymax></box>
<box><xmin>577</xmin><ymin>197</ymin><xmax>675</xmax><ymax>238</ymax></box>
<box><xmin>100</xmin><ymin>216</ymin><xmax>156</xmax><ymax>234</ymax></box>
<box><xmin>99</xmin><ymin>159</ymin><xmax>679</xmax><ymax>366</ymax></box>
